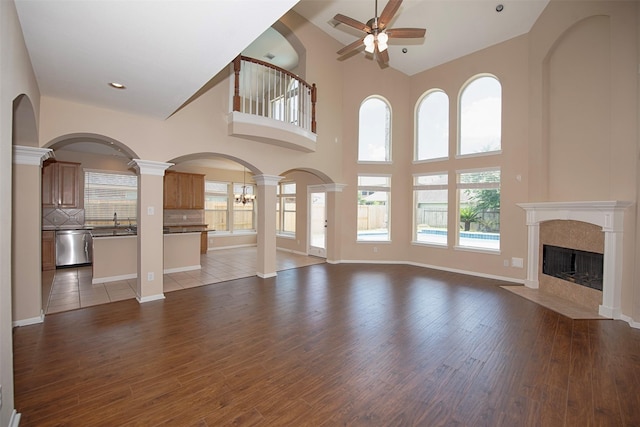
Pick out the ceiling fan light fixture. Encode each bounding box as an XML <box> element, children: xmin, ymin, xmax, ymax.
<box><xmin>364</xmin><ymin>33</ymin><xmax>375</xmax><ymax>53</ymax></box>
<box><xmin>377</xmin><ymin>32</ymin><xmax>389</xmax><ymax>51</ymax></box>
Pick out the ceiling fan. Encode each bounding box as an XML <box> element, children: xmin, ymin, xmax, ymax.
<box><xmin>334</xmin><ymin>0</ymin><xmax>426</xmax><ymax>66</ymax></box>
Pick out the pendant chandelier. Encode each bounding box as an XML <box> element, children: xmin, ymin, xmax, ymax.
<box><xmin>234</xmin><ymin>167</ymin><xmax>256</xmax><ymax>205</ymax></box>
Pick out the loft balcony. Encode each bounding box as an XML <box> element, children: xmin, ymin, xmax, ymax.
<box><xmin>228</xmin><ymin>56</ymin><xmax>317</xmax><ymax>152</ymax></box>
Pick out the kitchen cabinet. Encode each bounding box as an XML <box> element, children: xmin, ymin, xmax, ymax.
<box><xmin>164</xmin><ymin>171</ymin><xmax>205</xmax><ymax>209</ymax></box>
<box><xmin>42</xmin><ymin>230</ymin><xmax>56</xmax><ymax>271</ymax></box>
<box><xmin>42</xmin><ymin>161</ymin><xmax>81</xmax><ymax>209</ymax></box>
<box><xmin>201</xmin><ymin>231</ymin><xmax>208</xmax><ymax>254</ymax></box>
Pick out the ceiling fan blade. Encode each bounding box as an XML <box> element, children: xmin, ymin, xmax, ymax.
<box><xmin>337</xmin><ymin>37</ymin><xmax>365</xmax><ymax>56</ymax></box>
<box><xmin>386</xmin><ymin>28</ymin><xmax>426</xmax><ymax>39</ymax></box>
<box><xmin>334</xmin><ymin>13</ymin><xmax>371</xmax><ymax>33</ymax></box>
<box><xmin>378</xmin><ymin>0</ymin><xmax>403</xmax><ymax>30</ymax></box>
<box><xmin>376</xmin><ymin>45</ymin><xmax>390</xmax><ymax>65</ymax></box>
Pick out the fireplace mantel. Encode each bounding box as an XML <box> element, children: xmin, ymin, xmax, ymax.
<box><xmin>517</xmin><ymin>201</ymin><xmax>633</xmax><ymax>319</ymax></box>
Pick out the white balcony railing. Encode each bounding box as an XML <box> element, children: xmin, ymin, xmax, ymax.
<box><xmin>233</xmin><ymin>56</ymin><xmax>316</xmax><ymax>134</ymax></box>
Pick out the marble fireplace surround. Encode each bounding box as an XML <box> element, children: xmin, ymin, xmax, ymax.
<box><xmin>518</xmin><ymin>201</ymin><xmax>633</xmax><ymax>319</ymax></box>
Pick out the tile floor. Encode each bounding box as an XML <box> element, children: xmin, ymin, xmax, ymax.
<box><xmin>500</xmin><ymin>285</ymin><xmax>607</xmax><ymax>319</ymax></box>
<box><xmin>43</xmin><ymin>247</ymin><xmax>325</xmax><ymax>314</ymax></box>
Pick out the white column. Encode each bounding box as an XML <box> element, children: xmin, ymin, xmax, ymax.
<box><xmin>524</xmin><ymin>216</ymin><xmax>540</xmax><ymax>289</ymax></box>
<box><xmin>12</xmin><ymin>146</ymin><xmax>53</xmax><ymax>326</ymax></box>
<box><xmin>128</xmin><ymin>159</ymin><xmax>173</xmax><ymax>303</ymax></box>
<box><xmin>600</xmin><ymin>230</ymin><xmax>624</xmax><ymax>318</ymax></box>
<box><xmin>254</xmin><ymin>174</ymin><xmax>282</xmax><ymax>278</ymax></box>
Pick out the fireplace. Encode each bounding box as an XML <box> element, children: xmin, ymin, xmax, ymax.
<box><xmin>542</xmin><ymin>244</ymin><xmax>603</xmax><ymax>291</ymax></box>
<box><xmin>518</xmin><ymin>201</ymin><xmax>632</xmax><ymax>319</ymax></box>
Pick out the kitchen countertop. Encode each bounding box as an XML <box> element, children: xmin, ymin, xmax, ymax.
<box><xmin>163</xmin><ymin>224</ymin><xmax>209</xmax><ymax>233</ymax></box>
<box><xmin>44</xmin><ymin>224</ymin><xmax>209</xmax><ymax>236</ymax></box>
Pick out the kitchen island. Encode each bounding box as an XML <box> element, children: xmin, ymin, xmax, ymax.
<box><xmin>91</xmin><ymin>227</ymin><xmax>203</xmax><ymax>284</ymax></box>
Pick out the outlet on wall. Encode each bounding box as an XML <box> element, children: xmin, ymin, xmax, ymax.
<box><xmin>147</xmin><ymin>272</ymin><xmax>154</xmax><ymax>281</ymax></box>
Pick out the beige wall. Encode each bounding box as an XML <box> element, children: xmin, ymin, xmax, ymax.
<box><xmin>92</xmin><ymin>236</ymin><xmax>137</xmax><ymax>283</ymax></box>
<box><xmin>2</xmin><ymin>0</ymin><xmax>42</xmax><ymax>423</ymax></box>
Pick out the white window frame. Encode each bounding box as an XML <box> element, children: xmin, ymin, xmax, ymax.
<box><xmin>357</xmin><ymin>174</ymin><xmax>391</xmax><ymax>242</ymax></box>
<box><xmin>413</xmin><ymin>173</ymin><xmax>449</xmax><ymax>247</ymax></box>
<box><xmin>455</xmin><ymin>167</ymin><xmax>501</xmax><ymax>252</ymax></box>
<box><xmin>415</xmin><ymin>89</ymin><xmax>449</xmax><ymax>162</ymax></box>
<box><xmin>457</xmin><ymin>74</ymin><xmax>502</xmax><ymax>158</ymax></box>
<box><xmin>358</xmin><ymin>96</ymin><xmax>392</xmax><ymax>164</ymax></box>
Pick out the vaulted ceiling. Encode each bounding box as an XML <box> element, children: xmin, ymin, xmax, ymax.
<box><xmin>15</xmin><ymin>0</ymin><xmax>548</xmax><ymax>120</ymax></box>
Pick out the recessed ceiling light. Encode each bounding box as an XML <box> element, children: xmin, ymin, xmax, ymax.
<box><xmin>109</xmin><ymin>82</ymin><xmax>126</xmax><ymax>89</ymax></box>
<box><xmin>496</xmin><ymin>4</ymin><xmax>504</xmax><ymax>12</ymax></box>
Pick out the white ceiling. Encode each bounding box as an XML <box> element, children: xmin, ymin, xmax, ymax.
<box><xmin>14</xmin><ymin>0</ymin><xmax>300</xmax><ymax>120</ymax></box>
<box><xmin>293</xmin><ymin>0</ymin><xmax>549</xmax><ymax>76</ymax></box>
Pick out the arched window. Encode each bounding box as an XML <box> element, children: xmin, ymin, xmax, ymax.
<box><xmin>459</xmin><ymin>75</ymin><xmax>501</xmax><ymax>156</ymax></box>
<box><xmin>415</xmin><ymin>90</ymin><xmax>449</xmax><ymax>161</ymax></box>
<box><xmin>358</xmin><ymin>96</ymin><xmax>391</xmax><ymax>162</ymax></box>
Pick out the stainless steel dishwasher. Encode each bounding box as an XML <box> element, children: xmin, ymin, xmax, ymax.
<box><xmin>55</xmin><ymin>229</ymin><xmax>93</xmax><ymax>267</ymax></box>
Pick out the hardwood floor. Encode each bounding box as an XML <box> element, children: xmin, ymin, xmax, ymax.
<box><xmin>14</xmin><ymin>263</ymin><xmax>640</xmax><ymax>426</ymax></box>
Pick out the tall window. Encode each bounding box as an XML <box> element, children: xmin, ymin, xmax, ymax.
<box><xmin>84</xmin><ymin>170</ymin><xmax>137</xmax><ymax>227</ymax></box>
<box><xmin>416</xmin><ymin>90</ymin><xmax>449</xmax><ymax>161</ymax></box>
<box><xmin>358</xmin><ymin>97</ymin><xmax>391</xmax><ymax>162</ymax></box>
<box><xmin>457</xmin><ymin>169</ymin><xmax>500</xmax><ymax>250</ymax></box>
<box><xmin>233</xmin><ymin>182</ymin><xmax>256</xmax><ymax>231</ymax></box>
<box><xmin>272</xmin><ymin>79</ymin><xmax>299</xmax><ymax>125</ymax></box>
<box><xmin>459</xmin><ymin>76</ymin><xmax>502</xmax><ymax>156</ymax></box>
<box><xmin>276</xmin><ymin>182</ymin><xmax>296</xmax><ymax>236</ymax></box>
<box><xmin>357</xmin><ymin>175</ymin><xmax>390</xmax><ymax>241</ymax></box>
<box><xmin>204</xmin><ymin>181</ymin><xmax>229</xmax><ymax>231</ymax></box>
<box><xmin>414</xmin><ymin>173</ymin><xmax>448</xmax><ymax>245</ymax></box>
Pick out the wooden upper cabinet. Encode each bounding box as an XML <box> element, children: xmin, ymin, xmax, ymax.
<box><xmin>163</xmin><ymin>172</ymin><xmax>180</xmax><ymax>209</ymax></box>
<box><xmin>191</xmin><ymin>174</ymin><xmax>205</xmax><ymax>209</ymax></box>
<box><xmin>42</xmin><ymin>161</ymin><xmax>81</xmax><ymax>209</ymax></box>
<box><xmin>164</xmin><ymin>171</ymin><xmax>205</xmax><ymax>210</ymax></box>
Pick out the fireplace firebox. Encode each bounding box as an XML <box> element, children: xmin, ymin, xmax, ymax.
<box><xmin>543</xmin><ymin>244</ymin><xmax>603</xmax><ymax>291</ymax></box>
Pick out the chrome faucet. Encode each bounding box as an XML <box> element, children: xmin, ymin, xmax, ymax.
<box><xmin>113</xmin><ymin>212</ymin><xmax>119</xmax><ymax>227</ymax></box>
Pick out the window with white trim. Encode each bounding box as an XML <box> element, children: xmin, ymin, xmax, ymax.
<box><xmin>457</xmin><ymin>169</ymin><xmax>500</xmax><ymax>250</ymax></box>
<box><xmin>459</xmin><ymin>76</ymin><xmax>502</xmax><ymax>156</ymax></box>
<box><xmin>357</xmin><ymin>175</ymin><xmax>390</xmax><ymax>241</ymax></box>
<box><xmin>84</xmin><ymin>170</ymin><xmax>137</xmax><ymax>227</ymax></box>
<box><xmin>204</xmin><ymin>181</ymin><xmax>229</xmax><ymax>231</ymax></box>
<box><xmin>358</xmin><ymin>97</ymin><xmax>391</xmax><ymax>162</ymax></box>
<box><xmin>414</xmin><ymin>173</ymin><xmax>448</xmax><ymax>245</ymax></box>
<box><xmin>416</xmin><ymin>90</ymin><xmax>449</xmax><ymax>161</ymax></box>
<box><xmin>276</xmin><ymin>182</ymin><xmax>296</xmax><ymax>236</ymax></box>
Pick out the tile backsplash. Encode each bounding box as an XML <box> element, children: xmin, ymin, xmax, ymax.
<box><xmin>43</xmin><ymin>208</ymin><xmax>85</xmax><ymax>228</ymax></box>
<box><xmin>164</xmin><ymin>209</ymin><xmax>205</xmax><ymax>226</ymax></box>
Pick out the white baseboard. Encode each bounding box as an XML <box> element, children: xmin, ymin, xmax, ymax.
<box><xmin>163</xmin><ymin>265</ymin><xmax>200</xmax><ymax>274</ymax></box>
<box><xmin>12</xmin><ymin>311</ymin><xmax>44</xmax><ymax>328</ymax></box>
<box><xmin>10</xmin><ymin>410</ymin><xmax>21</xmax><ymax>427</ymax></box>
<box><xmin>276</xmin><ymin>247</ymin><xmax>308</xmax><ymax>256</ymax></box>
<box><xmin>137</xmin><ymin>294</ymin><xmax>166</xmax><ymax>303</ymax></box>
<box><xmin>207</xmin><ymin>243</ymin><xmax>257</xmax><ymax>252</ymax></box>
<box><xmin>620</xmin><ymin>314</ymin><xmax>640</xmax><ymax>329</ymax></box>
<box><xmin>336</xmin><ymin>259</ymin><xmax>525</xmax><ymax>285</ymax></box>
<box><xmin>92</xmin><ymin>273</ymin><xmax>137</xmax><ymax>284</ymax></box>
<box><xmin>257</xmin><ymin>272</ymin><xmax>277</xmax><ymax>279</ymax></box>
